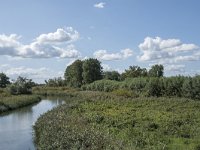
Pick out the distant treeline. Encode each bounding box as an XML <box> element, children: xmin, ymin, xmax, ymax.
<box><xmin>1</xmin><ymin>58</ymin><xmax>200</xmax><ymax>99</ymax></box>
<box><xmin>45</xmin><ymin>58</ymin><xmax>164</xmax><ymax>87</ymax></box>
<box><xmin>44</xmin><ymin>58</ymin><xmax>200</xmax><ymax>100</ymax></box>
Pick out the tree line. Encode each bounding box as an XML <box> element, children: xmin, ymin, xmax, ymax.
<box><xmin>62</xmin><ymin>58</ymin><xmax>164</xmax><ymax>88</ymax></box>
<box><xmin>1</xmin><ymin>58</ymin><xmax>199</xmax><ymax>100</ymax></box>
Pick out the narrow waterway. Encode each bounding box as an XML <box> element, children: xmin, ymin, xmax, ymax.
<box><xmin>0</xmin><ymin>98</ymin><xmax>65</xmax><ymax>150</ymax></box>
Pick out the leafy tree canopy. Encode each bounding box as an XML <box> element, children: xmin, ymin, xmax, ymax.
<box><xmin>0</xmin><ymin>72</ymin><xmax>10</xmax><ymax>88</ymax></box>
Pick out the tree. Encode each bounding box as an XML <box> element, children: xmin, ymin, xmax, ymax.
<box><xmin>45</xmin><ymin>77</ymin><xmax>65</xmax><ymax>87</ymax></box>
<box><xmin>64</xmin><ymin>60</ymin><xmax>83</xmax><ymax>87</ymax></box>
<box><xmin>82</xmin><ymin>58</ymin><xmax>103</xmax><ymax>84</ymax></box>
<box><xmin>0</xmin><ymin>72</ymin><xmax>10</xmax><ymax>88</ymax></box>
<box><xmin>148</xmin><ymin>64</ymin><xmax>164</xmax><ymax>77</ymax></box>
<box><xmin>121</xmin><ymin>66</ymin><xmax>148</xmax><ymax>80</ymax></box>
<box><xmin>103</xmin><ymin>71</ymin><xmax>120</xmax><ymax>81</ymax></box>
<box><xmin>8</xmin><ymin>76</ymin><xmax>35</xmax><ymax>95</ymax></box>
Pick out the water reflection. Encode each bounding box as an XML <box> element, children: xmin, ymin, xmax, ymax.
<box><xmin>0</xmin><ymin>98</ymin><xmax>65</xmax><ymax>150</ymax></box>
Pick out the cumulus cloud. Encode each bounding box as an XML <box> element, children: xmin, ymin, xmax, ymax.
<box><xmin>94</xmin><ymin>2</ymin><xmax>106</xmax><ymax>8</ymax></box>
<box><xmin>0</xmin><ymin>27</ymin><xmax>80</xmax><ymax>58</ymax></box>
<box><xmin>165</xmin><ymin>64</ymin><xmax>185</xmax><ymax>72</ymax></box>
<box><xmin>94</xmin><ymin>48</ymin><xmax>133</xmax><ymax>61</ymax></box>
<box><xmin>138</xmin><ymin>37</ymin><xmax>200</xmax><ymax>62</ymax></box>
<box><xmin>35</xmin><ymin>27</ymin><xmax>79</xmax><ymax>44</ymax></box>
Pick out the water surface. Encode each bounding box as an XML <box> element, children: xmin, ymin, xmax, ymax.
<box><xmin>0</xmin><ymin>98</ymin><xmax>65</xmax><ymax>150</ymax></box>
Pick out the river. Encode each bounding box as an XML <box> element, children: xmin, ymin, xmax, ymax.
<box><xmin>0</xmin><ymin>98</ymin><xmax>65</xmax><ymax>150</ymax></box>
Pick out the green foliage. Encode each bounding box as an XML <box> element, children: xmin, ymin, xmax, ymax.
<box><xmin>146</xmin><ymin>77</ymin><xmax>164</xmax><ymax>97</ymax></box>
<box><xmin>121</xmin><ymin>66</ymin><xmax>148</xmax><ymax>80</ymax></box>
<box><xmin>82</xmin><ymin>79</ymin><xmax>120</xmax><ymax>92</ymax></box>
<box><xmin>0</xmin><ymin>72</ymin><xmax>10</xmax><ymax>88</ymax></box>
<box><xmin>34</xmin><ymin>91</ymin><xmax>200</xmax><ymax>149</ymax></box>
<box><xmin>164</xmin><ymin>76</ymin><xmax>185</xmax><ymax>97</ymax></box>
<box><xmin>112</xmin><ymin>89</ymin><xmax>138</xmax><ymax>98</ymax></box>
<box><xmin>182</xmin><ymin>75</ymin><xmax>200</xmax><ymax>99</ymax></box>
<box><xmin>82</xmin><ymin>58</ymin><xmax>103</xmax><ymax>84</ymax></box>
<box><xmin>8</xmin><ymin>76</ymin><xmax>35</xmax><ymax>95</ymax></box>
<box><xmin>64</xmin><ymin>58</ymin><xmax>103</xmax><ymax>87</ymax></box>
<box><xmin>64</xmin><ymin>60</ymin><xmax>83</xmax><ymax>87</ymax></box>
<box><xmin>0</xmin><ymin>95</ymin><xmax>40</xmax><ymax>113</ymax></box>
<box><xmin>103</xmin><ymin>71</ymin><xmax>121</xmax><ymax>81</ymax></box>
<box><xmin>45</xmin><ymin>77</ymin><xmax>65</xmax><ymax>87</ymax></box>
<box><xmin>82</xmin><ymin>75</ymin><xmax>200</xmax><ymax>100</ymax></box>
<box><xmin>122</xmin><ymin>77</ymin><xmax>148</xmax><ymax>93</ymax></box>
<box><xmin>149</xmin><ymin>64</ymin><xmax>164</xmax><ymax>77</ymax></box>
<box><xmin>32</xmin><ymin>86</ymin><xmax>78</xmax><ymax>96</ymax></box>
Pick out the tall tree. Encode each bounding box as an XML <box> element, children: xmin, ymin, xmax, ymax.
<box><xmin>0</xmin><ymin>72</ymin><xmax>10</xmax><ymax>88</ymax></box>
<box><xmin>64</xmin><ymin>60</ymin><xmax>83</xmax><ymax>87</ymax></box>
<box><xmin>148</xmin><ymin>64</ymin><xmax>164</xmax><ymax>77</ymax></box>
<box><xmin>82</xmin><ymin>58</ymin><xmax>102</xmax><ymax>84</ymax></box>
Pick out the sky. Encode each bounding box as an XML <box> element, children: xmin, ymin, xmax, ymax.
<box><xmin>0</xmin><ymin>0</ymin><xmax>200</xmax><ymax>83</ymax></box>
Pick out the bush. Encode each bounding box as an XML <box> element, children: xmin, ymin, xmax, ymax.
<box><xmin>146</xmin><ymin>78</ymin><xmax>164</xmax><ymax>97</ymax></box>
<box><xmin>82</xmin><ymin>80</ymin><xmax>120</xmax><ymax>92</ymax></box>
<box><xmin>8</xmin><ymin>76</ymin><xmax>35</xmax><ymax>95</ymax></box>
<box><xmin>112</xmin><ymin>89</ymin><xmax>139</xmax><ymax>98</ymax></box>
<box><xmin>82</xmin><ymin>75</ymin><xmax>200</xmax><ymax>100</ymax></box>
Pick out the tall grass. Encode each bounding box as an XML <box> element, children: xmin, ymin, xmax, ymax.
<box><xmin>32</xmin><ymin>86</ymin><xmax>79</xmax><ymax>96</ymax></box>
<box><xmin>82</xmin><ymin>76</ymin><xmax>200</xmax><ymax>100</ymax></box>
<box><xmin>34</xmin><ymin>91</ymin><xmax>200</xmax><ymax>150</ymax></box>
<box><xmin>0</xmin><ymin>95</ymin><xmax>41</xmax><ymax>113</ymax></box>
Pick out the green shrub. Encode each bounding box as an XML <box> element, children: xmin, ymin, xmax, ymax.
<box><xmin>112</xmin><ymin>89</ymin><xmax>138</xmax><ymax>98</ymax></box>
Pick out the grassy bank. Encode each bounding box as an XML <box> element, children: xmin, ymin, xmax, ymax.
<box><xmin>34</xmin><ymin>91</ymin><xmax>200</xmax><ymax>150</ymax></box>
<box><xmin>32</xmin><ymin>86</ymin><xmax>79</xmax><ymax>96</ymax></box>
<box><xmin>0</xmin><ymin>95</ymin><xmax>41</xmax><ymax>113</ymax></box>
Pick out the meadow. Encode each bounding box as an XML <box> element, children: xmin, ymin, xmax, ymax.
<box><xmin>34</xmin><ymin>91</ymin><xmax>200</xmax><ymax>150</ymax></box>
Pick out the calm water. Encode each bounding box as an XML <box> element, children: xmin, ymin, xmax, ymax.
<box><xmin>0</xmin><ymin>98</ymin><xmax>65</xmax><ymax>150</ymax></box>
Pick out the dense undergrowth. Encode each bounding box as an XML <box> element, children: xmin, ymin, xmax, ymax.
<box><xmin>34</xmin><ymin>91</ymin><xmax>200</xmax><ymax>150</ymax></box>
<box><xmin>0</xmin><ymin>95</ymin><xmax>41</xmax><ymax>113</ymax></box>
<box><xmin>82</xmin><ymin>76</ymin><xmax>200</xmax><ymax>100</ymax></box>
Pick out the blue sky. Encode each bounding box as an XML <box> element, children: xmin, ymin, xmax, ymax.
<box><xmin>0</xmin><ymin>0</ymin><xmax>200</xmax><ymax>82</ymax></box>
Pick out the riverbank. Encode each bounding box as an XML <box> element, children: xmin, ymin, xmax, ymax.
<box><xmin>32</xmin><ymin>86</ymin><xmax>79</xmax><ymax>96</ymax></box>
<box><xmin>34</xmin><ymin>91</ymin><xmax>200</xmax><ymax>150</ymax></box>
<box><xmin>0</xmin><ymin>95</ymin><xmax>41</xmax><ymax>114</ymax></box>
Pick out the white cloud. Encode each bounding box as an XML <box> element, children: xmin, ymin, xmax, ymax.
<box><xmin>94</xmin><ymin>48</ymin><xmax>133</xmax><ymax>61</ymax></box>
<box><xmin>102</xmin><ymin>64</ymin><xmax>111</xmax><ymax>71</ymax></box>
<box><xmin>165</xmin><ymin>64</ymin><xmax>185</xmax><ymax>72</ymax></box>
<box><xmin>0</xmin><ymin>65</ymin><xmax>64</xmax><ymax>83</ymax></box>
<box><xmin>94</xmin><ymin>2</ymin><xmax>106</xmax><ymax>8</ymax></box>
<box><xmin>138</xmin><ymin>37</ymin><xmax>200</xmax><ymax>63</ymax></box>
<box><xmin>35</xmin><ymin>27</ymin><xmax>79</xmax><ymax>44</ymax></box>
<box><xmin>0</xmin><ymin>27</ymin><xmax>80</xmax><ymax>58</ymax></box>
